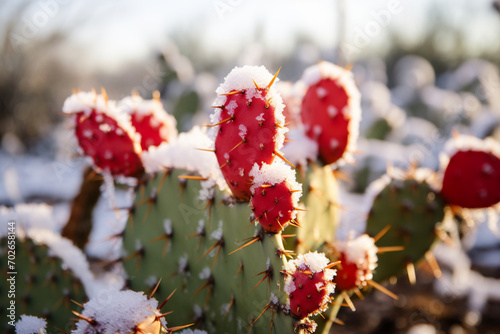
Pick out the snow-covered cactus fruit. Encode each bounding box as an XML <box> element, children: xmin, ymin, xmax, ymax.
<box><xmin>249</xmin><ymin>160</ymin><xmax>302</xmax><ymax>233</ymax></box>
<box><xmin>63</xmin><ymin>90</ymin><xmax>144</xmax><ymax>178</ymax></box>
<box><xmin>365</xmin><ymin>168</ymin><xmax>446</xmax><ymax>283</ymax></box>
<box><xmin>210</xmin><ymin>65</ymin><xmax>287</xmax><ymax>201</ymax></box>
<box><xmin>122</xmin><ymin>167</ymin><xmax>297</xmax><ymax>333</ymax></box>
<box><xmin>71</xmin><ymin>289</ymin><xmax>178</xmax><ymax>334</ymax></box>
<box><xmin>299</xmin><ymin>61</ymin><xmax>361</xmax><ymax>166</ymax></box>
<box><xmin>439</xmin><ymin>134</ymin><xmax>500</xmax><ymax>209</ymax></box>
<box><xmin>0</xmin><ymin>229</ymin><xmax>88</xmax><ymax>333</ymax></box>
<box><xmin>118</xmin><ymin>91</ymin><xmax>178</xmax><ymax>151</ymax></box>
<box><xmin>330</xmin><ymin>234</ymin><xmax>378</xmax><ymax>293</ymax></box>
<box><xmin>283</xmin><ymin>252</ymin><xmax>337</xmax><ymax>321</ymax></box>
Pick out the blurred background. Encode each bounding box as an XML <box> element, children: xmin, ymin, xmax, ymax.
<box><xmin>1</xmin><ymin>0</ymin><xmax>500</xmax><ymax>333</ymax></box>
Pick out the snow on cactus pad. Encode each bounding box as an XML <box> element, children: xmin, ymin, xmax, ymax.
<box><xmin>440</xmin><ymin>134</ymin><xmax>500</xmax><ymax>209</ymax></box>
<box><xmin>211</xmin><ymin>65</ymin><xmax>287</xmax><ymax>201</ymax></box>
<box><xmin>119</xmin><ymin>92</ymin><xmax>177</xmax><ymax>150</ymax></box>
<box><xmin>249</xmin><ymin>160</ymin><xmax>302</xmax><ymax>233</ymax></box>
<box><xmin>300</xmin><ymin>61</ymin><xmax>361</xmax><ymax>165</ymax></box>
<box><xmin>283</xmin><ymin>252</ymin><xmax>336</xmax><ymax>319</ymax></box>
<box><xmin>333</xmin><ymin>234</ymin><xmax>378</xmax><ymax>292</ymax></box>
<box><xmin>72</xmin><ymin>289</ymin><xmax>167</xmax><ymax>334</ymax></box>
<box><xmin>63</xmin><ymin>91</ymin><xmax>144</xmax><ymax>178</ymax></box>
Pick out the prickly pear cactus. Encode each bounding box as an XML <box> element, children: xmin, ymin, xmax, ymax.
<box><xmin>365</xmin><ymin>169</ymin><xmax>447</xmax><ymax>283</ymax></box>
<box><xmin>123</xmin><ymin>169</ymin><xmax>295</xmax><ymax>333</ymax></box>
<box><xmin>0</xmin><ymin>230</ymin><xmax>87</xmax><ymax>333</ymax></box>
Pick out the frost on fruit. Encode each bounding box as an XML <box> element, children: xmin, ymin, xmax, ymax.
<box><xmin>283</xmin><ymin>252</ymin><xmax>336</xmax><ymax>319</ymax></box>
<box><xmin>333</xmin><ymin>234</ymin><xmax>378</xmax><ymax>291</ymax></box>
<box><xmin>63</xmin><ymin>91</ymin><xmax>144</xmax><ymax>178</ymax></box>
<box><xmin>210</xmin><ymin>65</ymin><xmax>288</xmax><ymax>201</ymax></box>
<box><xmin>299</xmin><ymin>61</ymin><xmax>361</xmax><ymax>166</ymax></box>
<box><xmin>249</xmin><ymin>160</ymin><xmax>302</xmax><ymax>233</ymax></box>
<box><xmin>440</xmin><ymin>134</ymin><xmax>500</xmax><ymax>209</ymax></box>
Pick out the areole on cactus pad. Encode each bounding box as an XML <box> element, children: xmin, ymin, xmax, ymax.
<box><xmin>299</xmin><ymin>61</ymin><xmax>361</xmax><ymax>166</ymax></box>
<box><xmin>440</xmin><ymin>134</ymin><xmax>500</xmax><ymax>209</ymax></box>
<box><xmin>209</xmin><ymin>65</ymin><xmax>288</xmax><ymax>201</ymax></box>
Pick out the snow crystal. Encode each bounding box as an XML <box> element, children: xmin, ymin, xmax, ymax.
<box><xmin>313</xmin><ymin>125</ymin><xmax>322</xmax><ymax>137</ymax></box>
<box><xmin>15</xmin><ymin>315</ymin><xmax>47</xmax><ymax>334</ymax></box>
<box><xmin>238</xmin><ymin>124</ymin><xmax>247</xmax><ymax>139</ymax></box>
<box><xmin>269</xmin><ymin>293</ymin><xmax>279</xmax><ymax>305</ymax></box>
<box><xmin>210</xmin><ymin>220</ymin><xmax>223</xmax><ymax>240</ymax></box>
<box><xmin>316</xmin><ymin>87</ymin><xmax>328</xmax><ymax>99</ymax></box>
<box><xmin>256</xmin><ymin>113</ymin><xmax>265</xmax><ymax>121</ymax></box>
<box><xmin>141</xmin><ymin>126</ymin><xmax>228</xmax><ymax>193</ymax></box>
<box><xmin>225</xmin><ymin>100</ymin><xmax>238</xmax><ymax>117</ymax></box>
<box><xmin>72</xmin><ymin>289</ymin><xmax>162</xmax><ymax>334</ymax></box>
<box><xmin>336</xmin><ymin>234</ymin><xmax>378</xmax><ymax>267</ymax></box>
<box><xmin>199</xmin><ymin>266</ymin><xmax>211</xmax><ymax>280</ymax></box>
<box><xmin>164</xmin><ymin>219</ymin><xmax>172</xmax><ymax>235</ymax></box>
<box><xmin>249</xmin><ymin>159</ymin><xmax>302</xmax><ymax>213</ymax></box>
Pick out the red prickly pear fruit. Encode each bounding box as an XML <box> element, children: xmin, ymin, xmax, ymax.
<box><xmin>63</xmin><ymin>91</ymin><xmax>144</xmax><ymax>178</ymax></box>
<box><xmin>283</xmin><ymin>252</ymin><xmax>336</xmax><ymax>319</ymax></box>
<box><xmin>210</xmin><ymin>65</ymin><xmax>287</xmax><ymax>201</ymax></box>
<box><xmin>249</xmin><ymin>161</ymin><xmax>302</xmax><ymax>233</ymax></box>
<box><xmin>119</xmin><ymin>92</ymin><xmax>177</xmax><ymax>151</ymax></box>
<box><xmin>332</xmin><ymin>234</ymin><xmax>378</xmax><ymax>292</ymax></box>
<box><xmin>300</xmin><ymin>61</ymin><xmax>361</xmax><ymax>165</ymax></box>
<box><xmin>440</xmin><ymin>135</ymin><xmax>500</xmax><ymax>209</ymax></box>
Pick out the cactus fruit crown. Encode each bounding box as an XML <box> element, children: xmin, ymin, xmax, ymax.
<box><xmin>300</xmin><ymin>61</ymin><xmax>361</xmax><ymax>166</ymax></box>
<box><xmin>440</xmin><ymin>134</ymin><xmax>500</xmax><ymax>209</ymax></box>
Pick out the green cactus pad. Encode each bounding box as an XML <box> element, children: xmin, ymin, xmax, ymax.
<box><xmin>295</xmin><ymin>164</ymin><xmax>339</xmax><ymax>254</ymax></box>
<box><xmin>365</xmin><ymin>173</ymin><xmax>446</xmax><ymax>283</ymax></box>
<box><xmin>0</xmin><ymin>237</ymin><xmax>86</xmax><ymax>334</ymax></box>
<box><xmin>123</xmin><ymin>170</ymin><xmax>296</xmax><ymax>334</ymax></box>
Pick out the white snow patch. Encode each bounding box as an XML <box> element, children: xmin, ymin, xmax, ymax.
<box><xmin>72</xmin><ymin>289</ymin><xmax>163</xmax><ymax>334</ymax></box>
<box><xmin>199</xmin><ymin>266</ymin><xmax>211</xmax><ymax>280</ymax></box>
<box><xmin>210</xmin><ymin>220</ymin><xmax>223</xmax><ymax>240</ymax></box>
<box><xmin>15</xmin><ymin>315</ymin><xmax>47</xmax><ymax>334</ymax></box>
<box><xmin>281</xmin><ymin>127</ymin><xmax>319</xmax><ymax>168</ymax></box>
<box><xmin>238</xmin><ymin>124</ymin><xmax>247</xmax><ymax>139</ymax></box>
<box><xmin>141</xmin><ymin>126</ymin><xmax>228</xmax><ymax>194</ymax></box>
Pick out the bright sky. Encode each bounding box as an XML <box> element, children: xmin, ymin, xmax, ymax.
<box><xmin>3</xmin><ymin>0</ymin><xmax>500</xmax><ymax>72</ymax></box>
